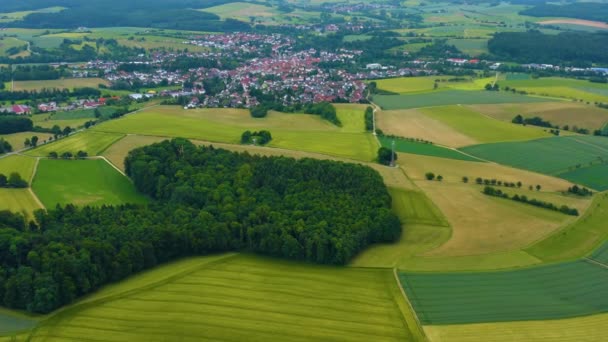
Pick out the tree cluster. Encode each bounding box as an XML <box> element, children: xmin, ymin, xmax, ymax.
<box><xmin>425</xmin><ymin>172</ymin><xmax>443</xmax><ymax>181</ymax></box>
<box><xmin>567</xmin><ymin>185</ymin><xmax>593</xmax><ymax>197</ymax></box>
<box><xmin>0</xmin><ymin>173</ymin><xmax>28</xmax><ymax>188</ymax></box>
<box><xmin>364</xmin><ymin>106</ymin><xmax>374</xmax><ymax>132</ymax></box>
<box><xmin>241</xmin><ymin>130</ymin><xmax>272</xmax><ymax>145</ymax></box>
<box><xmin>0</xmin><ymin>115</ymin><xmax>33</xmax><ymax>134</ymax></box>
<box><xmin>377</xmin><ymin>147</ymin><xmax>397</xmax><ymax>166</ymax></box>
<box><xmin>475</xmin><ymin>177</ymin><xmax>523</xmax><ymax>189</ymax></box>
<box><xmin>483</xmin><ymin>186</ymin><xmax>578</xmax><ymax>216</ymax></box>
<box><xmin>0</xmin><ymin>139</ymin><xmax>12</xmax><ymax>154</ymax></box>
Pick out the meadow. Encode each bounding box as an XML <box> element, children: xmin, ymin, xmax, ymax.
<box><xmin>0</xmin><ymin>132</ymin><xmax>54</xmax><ymax>150</ymax></box>
<box><xmin>32</xmin><ymin>159</ymin><xmax>147</xmax><ymax>208</ymax></box>
<box><xmin>11</xmin><ymin>78</ymin><xmax>109</xmax><ymax>91</ymax></box>
<box><xmin>204</xmin><ymin>2</ymin><xmax>279</xmax><ymax>21</ymax></box>
<box><xmin>28</xmin><ymin>254</ymin><xmax>422</xmax><ymax>342</ymax></box>
<box><xmin>400</xmin><ymin>260</ymin><xmax>608</xmax><ymax>324</ymax></box>
<box><xmin>373</xmin><ymin>90</ymin><xmax>550</xmax><ymax>110</ymax></box>
<box><xmin>421</xmin><ymin>105</ymin><xmax>552</xmax><ymax>143</ymax></box>
<box><xmin>31</xmin><ymin>114</ymin><xmax>92</xmax><ymax>130</ymax></box>
<box><xmin>378</xmin><ymin>136</ymin><xmax>481</xmax><ymax>161</ymax></box>
<box><xmin>558</xmin><ymin>163</ymin><xmax>608</xmax><ymax>191</ymax></box>
<box><xmin>93</xmin><ymin>106</ymin><xmax>378</xmax><ymax>161</ymax></box>
<box><xmin>461</xmin><ymin>136</ymin><xmax>608</xmax><ymax>189</ymax></box>
<box><xmin>389</xmin><ymin>187</ymin><xmax>448</xmax><ymax>227</ymax></box>
<box><xmin>26</xmin><ymin>131</ymin><xmax>124</xmax><ymax>157</ymax></box>
<box><xmin>373</xmin><ymin>76</ymin><xmax>473</xmax><ymax>94</ymax></box>
<box><xmin>498</xmin><ymin>77</ymin><xmax>608</xmax><ymax>104</ymax></box>
<box><xmin>0</xmin><ymin>155</ymin><xmax>37</xmax><ymax>181</ymax></box>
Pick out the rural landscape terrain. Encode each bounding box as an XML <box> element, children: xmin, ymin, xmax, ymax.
<box><xmin>0</xmin><ymin>0</ymin><xmax>608</xmax><ymax>341</ymax></box>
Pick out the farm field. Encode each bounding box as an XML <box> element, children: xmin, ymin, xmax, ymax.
<box><xmin>204</xmin><ymin>2</ymin><xmax>279</xmax><ymax>21</ymax></box>
<box><xmin>378</xmin><ymin>136</ymin><xmax>481</xmax><ymax>161</ymax></box>
<box><xmin>461</xmin><ymin>136</ymin><xmax>608</xmax><ymax>189</ymax></box>
<box><xmin>373</xmin><ymin>76</ymin><xmax>473</xmax><ymax>94</ymax></box>
<box><xmin>0</xmin><ymin>189</ymin><xmax>43</xmax><ymax>216</ymax></box>
<box><xmin>31</xmin><ymin>114</ymin><xmax>92</xmax><ymax>130</ymax></box>
<box><xmin>93</xmin><ymin>106</ymin><xmax>378</xmax><ymax>161</ymax></box>
<box><xmin>421</xmin><ymin>105</ymin><xmax>552</xmax><ymax>143</ymax></box>
<box><xmin>373</xmin><ymin>90</ymin><xmax>550</xmax><ymax>110</ymax></box>
<box><xmin>10</xmin><ymin>78</ymin><xmax>109</xmax><ymax>91</ymax></box>
<box><xmin>591</xmin><ymin>242</ymin><xmax>608</xmax><ymax>265</ymax></box>
<box><xmin>558</xmin><ymin>163</ymin><xmax>608</xmax><ymax>191</ymax></box>
<box><xmin>498</xmin><ymin>77</ymin><xmax>608</xmax><ymax>104</ymax></box>
<box><xmin>28</xmin><ymin>254</ymin><xmax>422</xmax><ymax>342</ymax></box>
<box><xmin>376</xmin><ymin>109</ymin><xmax>478</xmax><ymax>147</ymax></box>
<box><xmin>0</xmin><ymin>155</ymin><xmax>37</xmax><ymax>181</ymax></box>
<box><xmin>425</xmin><ymin>312</ymin><xmax>608</xmax><ymax>342</ymax></box>
<box><xmin>416</xmin><ymin>182</ymin><xmax>575</xmax><ymax>257</ymax></box>
<box><xmin>32</xmin><ymin>159</ymin><xmax>147</xmax><ymax>208</ymax></box>
<box><xmin>446</xmin><ymin>38</ymin><xmax>488</xmax><ymax>56</ymax></box>
<box><xmin>0</xmin><ymin>37</ymin><xmax>28</xmax><ymax>57</ymax></box>
<box><xmin>467</xmin><ymin>102</ymin><xmax>608</xmax><ymax>132</ymax></box>
<box><xmin>26</xmin><ymin>131</ymin><xmax>124</xmax><ymax>157</ymax></box>
<box><xmin>400</xmin><ymin>260</ymin><xmax>608</xmax><ymax>324</ymax></box>
<box><xmin>0</xmin><ymin>309</ymin><xmax>37</xmax><ymax>336</ymax></box>
<box><xmin>389</xmin><ymin>187</ymin><xmax>448</xmax><ymax>227</ymax></box>
<box><xmin>0</xmin><ymin>132</ymin><xmax>54</xmax><ymax>150</ymax></box>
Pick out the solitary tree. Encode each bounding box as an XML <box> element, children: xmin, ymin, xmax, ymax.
<box><xmin>31</xmin><ymin>136</ymin><xmax>39</xmax><ymax>147</ymax></box>
<box><xmin>425</xmin><ymin>172</ymin><xmax>435</xmax><ymax>181</ymax></box>
<box><xmin>76</xmin><ymin>151</ymin><xmax>88</xmax><ymax>159</ymax></box>
<box><xmin>536</xmin><ymin>184</ymin><xmax>542</xmax><ymax>191</ymax></box>
<box><xmin>377</xmin><ymin>147</ymin><xmax>396</xmax><ymax>166</ymax></box>
<box><xmin>517</xmin><ymin>181</ymin><xmax>522</xmax><ymax>188</ymax></box>
<box><xmin>48</xmin><ymin>152</ymin><xmax>58</xmax><ymax>159</ymax></box>
<box><xmin>0</xmin><ymin>174</ymin><xmax>6</xmax><ymax>187</ymax></box>
<box><xmin>61</xmin><ymin>152</ymin><xmax>73</xmax><ymax>159</ymax></box>
<box><xmin>437</xmin><ymin>175</ymin><xmax>443</xmax><ymax>182</ymax></box>
<box><xmin>462</xmin><ymin>176</ymin><xmax>469</xmax><ymax>183</ymax></box>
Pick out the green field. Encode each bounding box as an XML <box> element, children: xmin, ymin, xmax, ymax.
<box><xmin>590</xmin><ymin>242</ymin><xmax>608</xmax><ymax>265</ymax></box>
<box><xmin>28</xmin><ymin>254</ymin><xmax>422</xmax><ymax>341</ymax></box>
<box><xmin>0</xmin><ymin>309</ymin><xmax>37</xmax><ymax>336</ymax></box>
<box><xmin>422</xmin><ymin>105</ymin><xmax>552</xmax><ymax>143</ymax></box>
<box><xmin>93</xmin><ymin>106</ymin><xmax>378</xmax><ymax>161</ymax></box>
<box><xmin>32</xmin><ymin>159</ymin><xmax>147</xmax><ymax>208</ymax></box>
<box><xmin>0</xmin><ymin>189</ymin><xmax>42</xmax><ymax>216</ymax></box>
<box><xmin>558</xmin><ymin>163</ymin><xmax>608</xmax><ymax>191</ymax></box>
<box><xmin>446</xmin><ymin>39</ymin><xmax>488</xmax><ymax>56</ymax></box>
<box><xmin>11</xmin><ymin>78</ymin><xmax>109</xmax><ymax>91</ymax></box>
<box><xmin>0</xmin><ymin>132</ymin><xmax>55</xmax><ymax>150</ymax></box>
<box><xmin>499</xmin><ymin>77</ymin><xmax>608</xmax><ymax>104</ymax></box>
<box><xmin>26</xmin><ymin>131</ymin><xmax>124</xmax><ymax>157</ymax></box>
<box><xmin>373</xmin><ymin>90</ymin><xmax>550</xmax><ymax>110</ymax></box>
<box><xmin>0</xmin><ymin>155</ymin><xmax>36</xmax><ymax>181</ymax></box>
<box><xmin>378</xmin><ymin>136</ymin><xmax>482</xmax><ymax>161</ymax></box>
<box><xmin>389</xmin><ymin>187</ymin><xmax>449</xmax><ymax>227</ymax></box>
<box><xmin>461</xmin><ymin>136</ymin><xmax>608</xmax><ymax>189</ymax></box>
<box><xmin>401</xmin><ymin>260</ymin><xmax>608</xmax><ymax>325</ymax></box>
<box><xmin>51</xmin><ymin>107</ymin><xmax>116</xmax><ymax>120</ymax></box>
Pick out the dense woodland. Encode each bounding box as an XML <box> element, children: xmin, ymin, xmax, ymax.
<box><xmin>0</xmin><ymin>139</ymin><xmax>400</xmax><ymax>313</ymax></box>
<box><xmin>0</xmin><ymin>116</ymin><xmax>33</xmax><ymax>134</ymax></box>
<box><xmin>521</xmin><ymin>3</ymin><xmax>608</xmax><ymax>23</ymax></box>
<box><xmin>488</xmin><ymin>31</ymin><xmax>608</xmax><ymax>65</ymax></box>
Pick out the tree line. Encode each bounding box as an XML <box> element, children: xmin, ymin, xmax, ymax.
<box><xmin>241</xmin><ymin>130</ymin><xmax>272</xmax><ymax>145</ymax></box>
<box><xmin>249</xmin><ymin>101</ymin><xmax>341</xmax><ymax>126</ymax></box>
<box><xmin>483</xmin><ymin>186</ymin><xmax>579</xmax><ymax>216</ymax></box>
<box><xmin>0</xmin><ymin>115</ymin><xmax>33</xmax><ymax>134</ymax></box>
<box><xmin>0</xmin><ymin>173</ymin><xmax>27</xmax><ymax>188</ymax></box>
<box><xmin>0</xmin><ymin>139</ymin><xmax>400</xmax><ymax>313</ymax></box>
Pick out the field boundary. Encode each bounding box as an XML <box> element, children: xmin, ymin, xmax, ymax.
<box><xmin>585</xmin><ymin>257</ymin><xmax>608</xmax><ymax>269</ymax></box>
<box><xmin>393</xmin><ymin>268</ymin><xmax>427</xmax><ymax>341</ymax></box>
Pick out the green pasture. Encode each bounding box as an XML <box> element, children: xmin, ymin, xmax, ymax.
<box><xmin>32</xmin><ymin>159</ymin><xmax>147</xmax><ymax>208</ymax></box>
<box><xmin>400</xmin><ymin>260</ymin><xmax>608</xmax><ymax>324</ymax></box>
<box><xmin>389</xmin><ymin>187</ymin><xmax>449</xmax><ymax>227</ymax></box>
<box><xmin>373</xmin><ymin>90</ymin><xmax>550</xmax><ymax>110</ymax></box>
<box><xmin>93</xmin><ymin>106</ymin><xmax>378</xmax><ymax>161</ymax></box>
<box><xmin>26</xmin><ymin>131</ymin><xmax>124</xmax><ymax>157</ymax></box>
<box><xmin>0</xmin><ymin>132</ymin><xmax>54</xmax><ymax>150</ymax></box>
<box><xmin>421</xmin><ymin>105</ymin><xmax>552</xmax><ymax>143</ymax></box>
<box><xmin>446</xmin><ymin>39</ymin><xmax>488</xmax><ymax>56</ymax></box>
<box><xmin>559</xmin><ymin>164</ymin><xmax>608</xmax><ymax>191</ymax></box>
<box><xmin>29</xmin><ymin>254</ymin><xmax>422</xmax><ymax>341</ymax></box>
<box><xmin>461</xmin><ymin>136</ymin><xmax>608</xmax><ymax>189</ymax></box>
<box><xmin>0</xmin><ymin>155</ymin><xmax>36</xmax><ymax>181</ymax></box>
<box><xmin>378</xmin><ymin>136</ymin><xmax>481</xmax><ymax>161</ymax></box>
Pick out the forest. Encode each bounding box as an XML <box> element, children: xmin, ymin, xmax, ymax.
<box><xmin>521</xmin><ymin>3</ymin><xmax>608</xmax><ymax>23</ymax></box>
<box><xmin>0</xmin><ymin>115</ymin><xmax>34</xmax><ymax>134</ymax></box>
<box><xmin>488</xmin><ymin>31</ymin><xmax>608</xmax><ymax>65</ymax></box>
<box><xmin>0</xmin><ymin>139</ymin><xmax>400</xmax><ymax>314</ymax></box>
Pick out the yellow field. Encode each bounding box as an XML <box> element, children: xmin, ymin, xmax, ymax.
<box><xmin>0</xmin><ymin>189</ymin><xmax>43</xmax><ymax>217</ymax></box>
<box><xmin>0</xmin><ymin>132</ymin><xmax>54</xmax><ymax>150</ymax></box>
<box><xmin>204</xmin><ymin>2</ymin><xmax>279</xmax><ymax>20</ymax></box>
<box><xmin>425</xmin><ymin>312</ymin><xmax>608</xmax><ymax>342</ymax></box>
<box><xmin>11</xmin><ymin>78</ymin><xmax>109</xmax><ymax>91</ymax></box>
<box><xmin>0</xmin><ymin>155</ymin><xmax>37</xmax><ymax>181</ymax></box>
<box><xmin>467</xmin><ymin>102</ymin><xmax>608</xmax><ymax>131</ymax></box>
<box><xmin>377</xmin><ymin>109</ymin><xmax>478</xmax><ymax>147</ymax></box>
<box><xmin>373</xmin><ymin>76</ymin><xmax>480</xmax><ymax>94</ymax></box>
<box><xmin>416</xmin><ymin>182</ymin><xmax>580</xmax><ymax>257</ymax></box>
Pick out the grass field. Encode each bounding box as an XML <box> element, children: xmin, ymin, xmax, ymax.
<box><xmin>498</xmin><ymin>77</ymin><xmax>608</xmax><ymax>104</ymax></box>
<box><xmin>379</xmin><ymin>136</ymin><xmax>481</xmax><ymax>161</ymax></box>
<box><xmin>51</xmin><ymin>107</ymin><xmax>116</xmax><ymax>120</ymax></box>
<box><xmin>377</xmin><ymin>109</ymin><xmax>478</xmax><ymax>147</ymax></box>
<box><xmin>31</xmin><ymin>113</ymin><xmax>92</xmax><ymax>130</ymax></box>
<box><xmin>424</xmin><ymin>312</ymin><xmax>608</xmax><ymax>342</ymax></box>
<box><xmin>93</xmin><ymin>106</ymin><xmax>378</xmax><ymax>161</ymax></box>
<box><xmin>400</xmin><ymin>260</ymin><xmax>608</xmax><ymax>325</ymax></box>
<box><xmin>446</xmin><ymin>38</ymin><xmax>488</xmax><ymax>56</ymax></box>
<box><xmin>0</xmin><ymin>308</ymin><xmax>37</xmax><ymax>336</ymax></box>
<box><xmin>590</xmin><ymin>242</ymin><xmax>608</xmax><ymax>265</ymax></box>
<box><xmin>461</xmin><ymin>136</ymin><xmax>608</xmax><ymax>189</ymax></box>
<box><xmin>373</xmin><ymin>90</ymin><xmax>550</xmax><ymax>110</ymax></box>
<box><xmin>467</xmin><ymin>102</ymin><xmax>608</xmax><ymax>132</ymax></box>
<box><xmin>0</xmin><ymin>189</ymin><xmax>42</xmax><ymax>217</ymax></box>
<box><xmin>0</xmin><ymin>155</ymin><xmax>37</xmax><ymax>181</ymax></box>
<box><xmin>26</xmin><ymin>131</ymin><xmax>124</xmax><ymax>157</ymax></box>
<box><xmin>389</xmin><ymin>187</ymin><xmax>448</xmax><ymax>227</ymax></box>
<box><xmin>11</xmin><ymin>78</ymin><xmax>109</xmax><ymax>91</ymax></box>
<box><xmin>421</xmin><ymin>105</ymin><xmax>552</xmax><ymax>143</ymax></box>
<box><xmin>28</xmin><ymin>254</ymin><xmax>423</xmax><ymax>341</ymax></box>
<box><xmin>373</xmin><ymin>76</ymin><xmax>474</xmax><ymax>94</ymax></box>
<box><xmin>0</xmin><ymin>132</ymin><xmax>54</xmax><ymax>150</ymax></box>
<box><xmin>32</xmin><ymin>159</ymin><xmax>147</xmax><ymax>208</ymax></box>
<box><xmin>204</xmin><ymin>2</ymin><xmax>279</xmax><ymax>20</ymax></box>
<box><xmin>558</xmin><ymin>163</ymin><xmax>608</xmax><ymax>191</ymax></box>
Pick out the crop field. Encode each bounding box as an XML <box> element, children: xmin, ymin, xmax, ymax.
<box><xmin>204</xmin><ymin>2</ymin><xmax>279</xmax><ymax>20</ymax></box>
<box><xmin>398</xmin><ymin>152</ymin><xmax>577</xmax><ymax>192</ymax></box>
<box><xmin>32</xmin><ymin>159</ymin><xmax>147</xmax><ymax>208</ymax></box>
<box><xmin>376</xmin><ymin>109</ymin><xmax>478</xmax><ymax>147</ymax></box>
<box><xmin>461</xmin><ymin>136</ymin><xmax>608</xmax><ymax>189</ymax></box>
<box><xmin>446</xmin><ymin>39</ymin><xmax>488</xmax><ymax>56</ymax></box>
<box><xmin>0</xmin><ymin>155</ymin><xmax>37</xmax><ymax>181</ymax></box>
<box><xmin>498</xmin><ymin>77</ymin><xmax>608</xmax><ymax>103</ymax></box>
<box><xmin>373</xmin><ymin>76</ymin><xmax>473</xmax><ymax>94</ymax></box>
<box><xmin>416</xmin><ymin>182</ymin><xmax>571</xmax><ymax>257</ymax></box>
<box><xmin>424</xmin><ymin>312</ymin><xmax>608</xmax><ymax>342</ymax></box>
<box><xmin>590</xmin><ymin>242</ymin><xmax>608</xmax><ymax>265</ymax></box>
<box><xmin>11</xmin><ymin>78</ymin><xmax>109</xmax><ymax>91</ymax></box>
<box><xmin>421</xmin><ymin>106</ymin><xmax>552</xmax><ymax>143</ymax></box>
<box><xmin>51</xmin><ymin>107</ymin><xmax>116</xmax><ymax>120</ymax></box>
<box><xmin>400</xmin><ymin>260</ymin><xmax>608</xmax><ymax>325</ymax></box>
<box><xmin>29</xmin><ymin>254</ymin><xmax>422</xmax><ymax>342</ymax></box>
<box><xmin>31</xmin><ymin>113</ymin><xmax>92</xmax><ymax>130</ymax></box>
<box><xmin>0</xmin><ymin>37</ymin><xmax>28</xmax><ymax>57</ymax></box>
<box><xmin>373</xmin><ymin>90</ymin><xmax>550</xmax><ymax>110</ymax></box>
<box><xmin>389</xmin><ymin>187</ymin><xmax>448</xmax><ymax>227</ymax></box>
<box><xmin>0</xmin><ymin>189</ymin><xmax>42</xmax><ymax>216</ymax></box>
<box><xmin>93</xmin><ymin>106</ymin><xmax>378</xmax><ymax>161</ymax></box>
<box><xmin>0</xmin><ymin>132</ymin><xmax>54</xmax><ymax>150</ymax></box>
<box><xmin>558</xmin><ymin>163</ymin><xmax>608</xmax><ymax>191</ymax></box>
<box><xmin>26</xmin><ymin>131</ymin><xmax>124</xmax><ymax>157</ymax></box>
<box><xmin>467</xmin><ymin>102</ymin><xmax>608</xmax><ymax>131</ymax></box>
<box><xmin>378</xmin><ymin>136</ymin><xmax>481</xmax><ymax>161</ymax></box>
